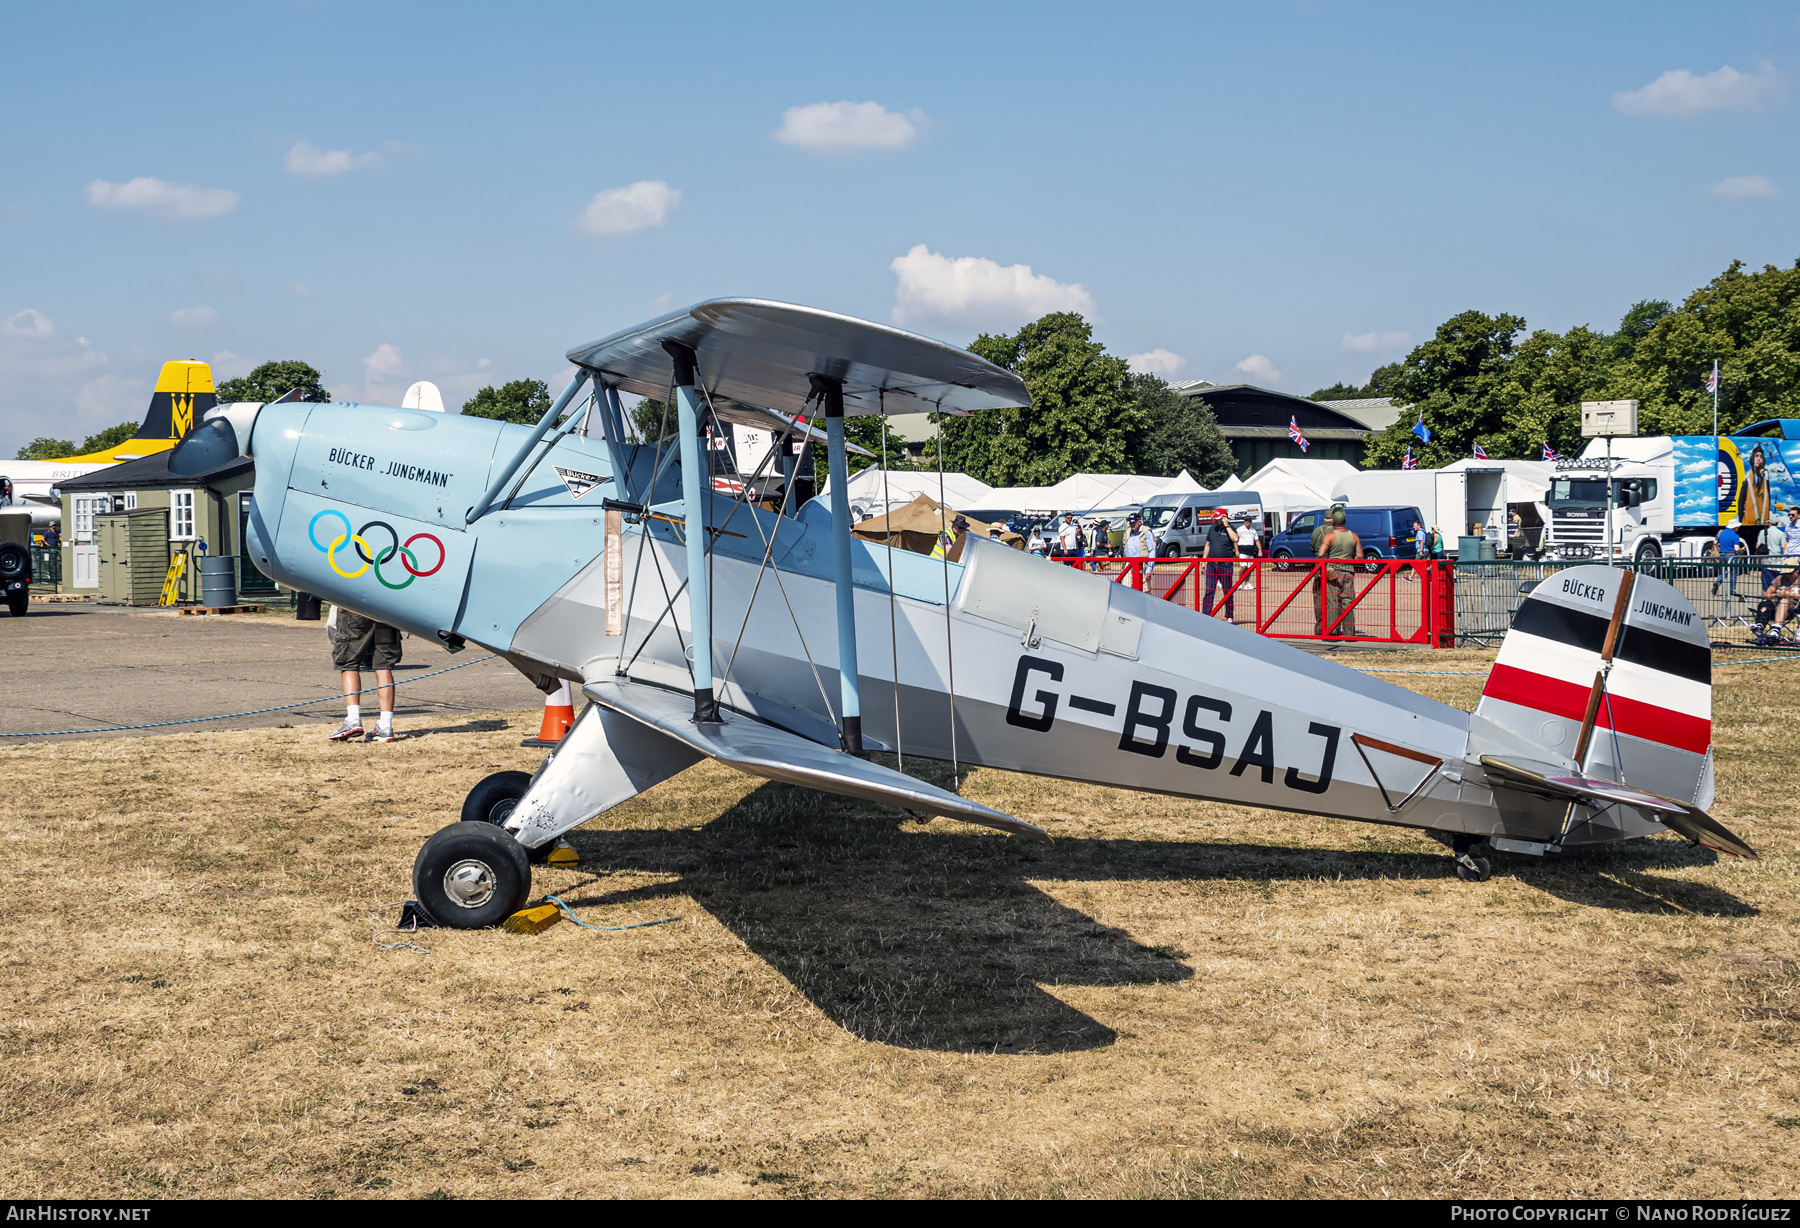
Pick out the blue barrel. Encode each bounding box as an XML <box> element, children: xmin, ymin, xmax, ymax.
<box><xmin>198</xmin><ymin>555</ymin><xmax>236</xmax><ymax>608</ymax></box>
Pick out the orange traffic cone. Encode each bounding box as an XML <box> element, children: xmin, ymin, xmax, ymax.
<box><xmin>521</xmin><ymin>679</ymin><xmax>575</xmax><ymax>747</ymax></box>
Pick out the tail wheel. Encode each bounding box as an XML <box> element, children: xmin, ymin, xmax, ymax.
<box><xmin>462</xmin><ymin>770</ymin><xmax>552</xmax><ymax>864</ymax></box>
<box><xmin>1455</xmin><ymin>856</ymin><xmax>1492</xmax><ymax>883</ymax></box>
<box><xmin>411</xmin><ymin>822</ymin><xmax>532</xmax><ymax>929</ymax></box>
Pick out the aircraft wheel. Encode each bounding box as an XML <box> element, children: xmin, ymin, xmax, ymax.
<box><xmin>1455</xmin><ymin>855</ymin><xmax>1492</xmax><ymax>883</ymax></box>
<box><xmin>461</xmin><ymin>770</ymin><xmax>552</xmax><ymax>863</ymax></box>
<box><xmin>412</xmin><ymin>821</ymin><xmax>532</xmax><ymax>929</ymax></box>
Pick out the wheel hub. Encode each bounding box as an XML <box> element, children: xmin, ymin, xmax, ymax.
<box><xmin>442</xmin><ymin>858</ymin><xmax>499</xmax><ymax>909</ymax></box>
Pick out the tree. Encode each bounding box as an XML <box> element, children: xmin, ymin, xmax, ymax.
<box><xmin>930</xmin><ymin>312</ymin><xmax>1144</xmax><ymax>486</ymax></box>
<box><xmin>629</xmin><ymin>397</ymin><xmax>677</xmax><ymax>443</ymax></box>
<box><xmin>1619</xmin><ymin>261</ymin><xmax>1800</xmax><ymax>435</ymax></box>
<box><xmin>78</xmin><ymin>422</ymin><xmax>140</xmax><ymax>454</ymax></box>
<box><xmin>462</xmin><ymin>379</ymin><xmax>551</xmax><ymax>426</ymax></box>
<box><xmin>1309</xmin><ymin>362</ymin><xmax>1403</xmax><ymax>401</ymax></box>
<box><xmin>216</xmin><ymin>360</ymin><xmax>331</xmax><ymax>404</ymax></box>
<box><xmin>15</xmin><ymin>437</ymin><xmax>76</xmax><ymax>460</ymax></box>
<box><xmin>1127</xmin><ymin>374</ymin><xmax>1236</xmax><ymax>485</ymax></box>
<box><xmin>14</xmin><ymin>421</ymin><xmax>138</xmax><ymax>460</ymax></box>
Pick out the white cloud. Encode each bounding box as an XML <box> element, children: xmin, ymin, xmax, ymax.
<box><xmin>1128</xmin><ymin>349</ymin><xmax>1188</xmax><ymax>377</ymax></box>
<box><xmin>364</xmin><ymin>343</ymin><xmax>407</xmax><ymax>379</ymax></box>
<box><xmin>649</xmin><ymin>291</ymin><xmax>677</xmax><ymax>314</ymax></box>
<box><xmin>84</xmin><ymin>176</ymin><xmax>239</xmax><ymax>219</ymax></box>
<box><xmin>286</xmin><ymin>282</ymin><xmax>321</xmax><ymax>299</ymax></box>
<box><xmin>1341</xmin><ymin>330</ymin><xmax>1412</xmax><ymax>353</ymax></box>
<box><xmin>1709</xmin><ymin>174</ymin><xmax>1780</xmax><ymax>200</ymax></box>
<box><xmin>1613</xmin><ymin>62</ymin><xmax>1784</xmax><ymax>117</ymax></box>
<box><xmin>168</xmin><ymin>305</ymin><xmax>218</xmax><ymax>329</ymax></box>
<box><xmin>1234</xmin><ymin>355</ymin><xmax>1284</xmax><ymax>384</ymax></box>
<box><xmin>209</xmin><ymin>350</ymin><xmax>255</xmax><ymax>381</ymax></box>
<box><xmin>775</xmin><ymin>101</ymin><xmax>922</xmax><ymax>153</ymax></box>
<box><xmin>285</xmin><ymin>139</ymin><xmax>383</xmax><ymax>177</ymax></box>
<box><xmin>889</xmin><ymin>244</ymin><xmax>1096</xmax><ymax>334</ymax></box>
<box><xmin>3</xmin><ymin>308</ymin><xmax>55</xmax><ymax>339</ymax></box>
<box><xmin>577</xmin><ymin>180</ymin><xmax>681</xmax><ymax>235</ymax></box>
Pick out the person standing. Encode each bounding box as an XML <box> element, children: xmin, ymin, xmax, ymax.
<box><xmin>1027</xmin><ymin>526</ymin><xmax>1047</xmax><ymax>557</ymax></box>
<box><xmin>1783</xmin><ymin>505</ymin><xmax>1800</xmax><ymax>560</ymax></box>
<box><xmin>1120</xmin><ymin>510</ymin><xmax>1155</xmax><ymax>588</ymax></box>
<box><xmin>1319</xmin><ymin>507</ymin><xmax>1363</xmax><ymax>637</ymax></box>
<box><xmin>1310</xmin><ymin>508</ymin><xmax>1335</xmax><ymax>634</ymax></box>
<box><xmin>40</xmin><ymin>523</ymin><xmax>60</xmax><ymax>552</ymax></box>
<box><xmin>931</xmin><ymin>513</ymin><xmax>970</xmax><ymax>563</ymax></box>
<box><xmin>1202</xmin><ymin>508</ymin><xmax>1238</xmax><ymax>620</ymax></box>
<box><xmin>1056</xmin><ymin>513</ymin><xmax>1083</xmax><ymax>566</ymax></box>
<box><xmin>1714</xmin><ymin>518</ymin><xmax>1747</xmax><ymax>597</ymax></box>
<box><xmin>329</xmin><ymin>606</ymin><xmax>403</xmax><ymax>742</ymax></box>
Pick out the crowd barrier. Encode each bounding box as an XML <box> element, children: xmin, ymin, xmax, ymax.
<box><xmin>1049</xmin><ymin>555</ymin><xmax>1455</xmax><ymax>646</ymax></box>
<box><xmin>1048</xmin><ymin>554</ymin><xmax>1796</xmax><ymax>649</ymax></box>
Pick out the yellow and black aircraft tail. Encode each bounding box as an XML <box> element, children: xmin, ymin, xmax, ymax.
<box><xmin>60</xmin><ymin>360</ymin><xmax>217</xmax><ymax>463</ymax></box>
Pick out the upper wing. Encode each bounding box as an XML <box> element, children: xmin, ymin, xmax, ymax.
<box><xmin>583</xmin><ymin>677</ymin><xmax>1049</xmax><ymax>842</ymax></box>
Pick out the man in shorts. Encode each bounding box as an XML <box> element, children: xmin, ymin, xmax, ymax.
<box><xmin>330</xmin><ymin>606</ymin><xmax>403</xmax><ymax>742</ymax></box>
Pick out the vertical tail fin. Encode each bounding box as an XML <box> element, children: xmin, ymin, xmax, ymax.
<box><xmin>1476</xmin><ymin>565</ymin><xmax>1712</xmax><ymax>807</ymax></box>
<box><xmin>135</xmin><ymin>359</ymin><xmax>217</xmax><ymax>441</ymax></box>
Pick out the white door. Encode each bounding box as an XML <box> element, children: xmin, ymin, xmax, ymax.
<box><xmin>72</xmin><ymin>545</ymin><xmax>98</xmax><ymax>588</ymax></box>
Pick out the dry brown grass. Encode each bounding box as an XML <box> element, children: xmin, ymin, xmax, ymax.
<box><xmin>0</xmin><ymin>648</ymin><xmax>1795</xmax><ymax>1199</ymax></box>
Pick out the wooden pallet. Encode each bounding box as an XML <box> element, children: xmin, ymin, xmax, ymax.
<box><xmin>178</xmin><ymin>604</ymin><xmax>268</xmax><ymax>616</ymax></box>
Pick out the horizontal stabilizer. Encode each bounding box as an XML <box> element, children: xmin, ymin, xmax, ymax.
<box><xmin>1478</xmin><ymin>755</ymin><xmax>1754</xmax><ymax>858</ymax></box>
<box><xmin>584</xmin><ymin>679</ymin><xmax>1049</xmax><ymax>842</ymax></box>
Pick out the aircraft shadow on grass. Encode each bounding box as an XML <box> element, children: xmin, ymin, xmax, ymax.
<box><xmin>553</xmin><ymin>777</ymin><xmax>1758</xmax><ymax>1054</ymax></box>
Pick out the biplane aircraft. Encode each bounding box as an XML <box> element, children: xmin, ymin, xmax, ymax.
<box><xmin>170</xmin><ymin>300</ymin><xmax>1754</xmax><ymax>928</ymax></box>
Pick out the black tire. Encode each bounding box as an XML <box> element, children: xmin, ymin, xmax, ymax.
<box><xmin>1160</xmin><ymin>543</ymin><xmax>1182</xmax><ymax>558</ymax></box>
<box><xmin>461</xmin><ymin>770</ymin><xmax>533</xmax><ymax>825</ymax></box>
<box><xmin>461</xmin><ymin>770</ymin><xmax>553</xmax><ymax>864</ymax></box>
<box><xmin>6</xmin><ymin>593</ymin><xmax>26</xmax><ymax>617</ymax></box>
<box><xmin>1633</xmin><ymin>539</ymin><xmax>1662</xmax><ymax>563</ymax></box>
<box><xmin>411</xmin><ymin>821</ymin><xmax>532</xmax><ymax>929</ymax></box>
<box><xmin>1455</xmin><ymin>856</ymin><xmax>1492</xmax><ymax>883</ymax></box>
<box><xmin>0</xmin><ymin>543</ymin><xmax>26</xmax><ymax>584</ymax></box>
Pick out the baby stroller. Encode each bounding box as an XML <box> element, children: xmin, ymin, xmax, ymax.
<box><xmin>1748</xmin><ymin>595</ymin><xmax>1800</xmax><ymax>647</ymax></box>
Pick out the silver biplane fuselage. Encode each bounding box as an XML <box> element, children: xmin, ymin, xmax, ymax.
<box><xmin>172</xmin><ymin>300</ymin><xmax>1751</xmax><ymax>927</ymax></box>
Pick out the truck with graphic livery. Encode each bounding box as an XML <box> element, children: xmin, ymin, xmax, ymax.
<box><xmin>1542</xmin><ymin>424</ymin><xmax>1799</xmax><ymax>562</ymax></box>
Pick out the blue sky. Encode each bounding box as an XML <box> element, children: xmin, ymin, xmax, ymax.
<box><xmin>2</xmin><ymin>0</ymin><xmax>1796</xmax><ymax>454</ymax></box>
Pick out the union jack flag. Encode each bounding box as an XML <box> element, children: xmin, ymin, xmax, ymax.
<box><xmin>1401</xmin><ymin>447</ymin><xmax>1417</xmax><ymax>470</ymax></box>
<box><xmin>1706</xmin><ymin>360</ymin><xmax>1720</xmax><ymax>395</ymax></box>
<box><xmin>1542</xmin><ymin>441</ymin><xmax>1561</xmax><ymax>461</ymax></box>
<box><xmin>1288</xmin><ymin>416</ymin><xmax>1310</xmax><ymax>452</ymax></box>
<box><xmin>1472</xmin><ymin>442</ymin><xmax>1489</xmax><ymax>459</ymax></box>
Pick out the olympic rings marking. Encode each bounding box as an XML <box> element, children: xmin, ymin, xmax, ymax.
<box><xmin>327</xmin><ymin>533</ymin><xmax>372</xmax><ymax>579</ymax></box>
<box><xmin>308</xmin><ymin>509</ymin><xmax>353</xmax><ymax>553</ymax></box>
<box><xmin>401</xmin><ymin>532</ymin><xmax>445</xmax><ymax>577</ymax></box>
<box><xmin>308</xmin><ymin>509</ymin><xmax>444</xmax><ymax>591</ymax></box>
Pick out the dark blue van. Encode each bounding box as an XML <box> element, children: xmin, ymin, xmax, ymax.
<box><xmin>1268</xmin><ymin>506</ymin><xmax>1426</xmax><ymax>559</ymax></box>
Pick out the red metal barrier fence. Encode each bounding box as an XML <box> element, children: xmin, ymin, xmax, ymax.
<box><xmin>1048</xmin><ymin>556</ymin><xmax>1456</xmax><ymax>646</ymax></box>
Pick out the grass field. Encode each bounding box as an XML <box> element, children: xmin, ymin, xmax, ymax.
<box><xmin>1</xmin><ymin>648</ymin><xmax>1795</xmax><ymax>1199</ymax></box>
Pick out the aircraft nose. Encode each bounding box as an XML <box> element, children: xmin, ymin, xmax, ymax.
<box><xmin>168</xmin><ymin>415</ymin><xmax>242</xmax><ymax>475</ymax></box>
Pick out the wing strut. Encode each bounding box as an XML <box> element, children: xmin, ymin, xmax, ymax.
<box><xmin>814</xmin><ymin>373</ymin><xmax>865</xmax><ymax>755</ymax></box>
<box><xmin>666</xmin><ymin>341</ymin><xmax>719</xmax><ymax>724</ymax></box>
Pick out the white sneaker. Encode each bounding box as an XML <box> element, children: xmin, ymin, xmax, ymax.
<box><xmin>368</xmin><ymin>725</ymin><xmax>399</xmax><ymax>743</ymax></box>
<box><xmin>328</xmin><ymin>719</ymin><xmax>363</xmax><ymax>741</ymax></box>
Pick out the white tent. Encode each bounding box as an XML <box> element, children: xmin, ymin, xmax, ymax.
<box><xmin>830</xmin><ymin>467</ymin><xmax>996</xmax><ymax>519</ymax></box>
<box><xmin>1161</xmin><ymin>469</ymin><xmax>1207</xmax><ymax>494</ymax></box>
<box><xmin>987</xmin><ymin>472</ymin><xmax>1181</xmax><ymax>512</ymax></box>
<box><xmin>1240</xmin><ymin>458</ymin><xmax>1357</xmax><ymax>519</ymax></box>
